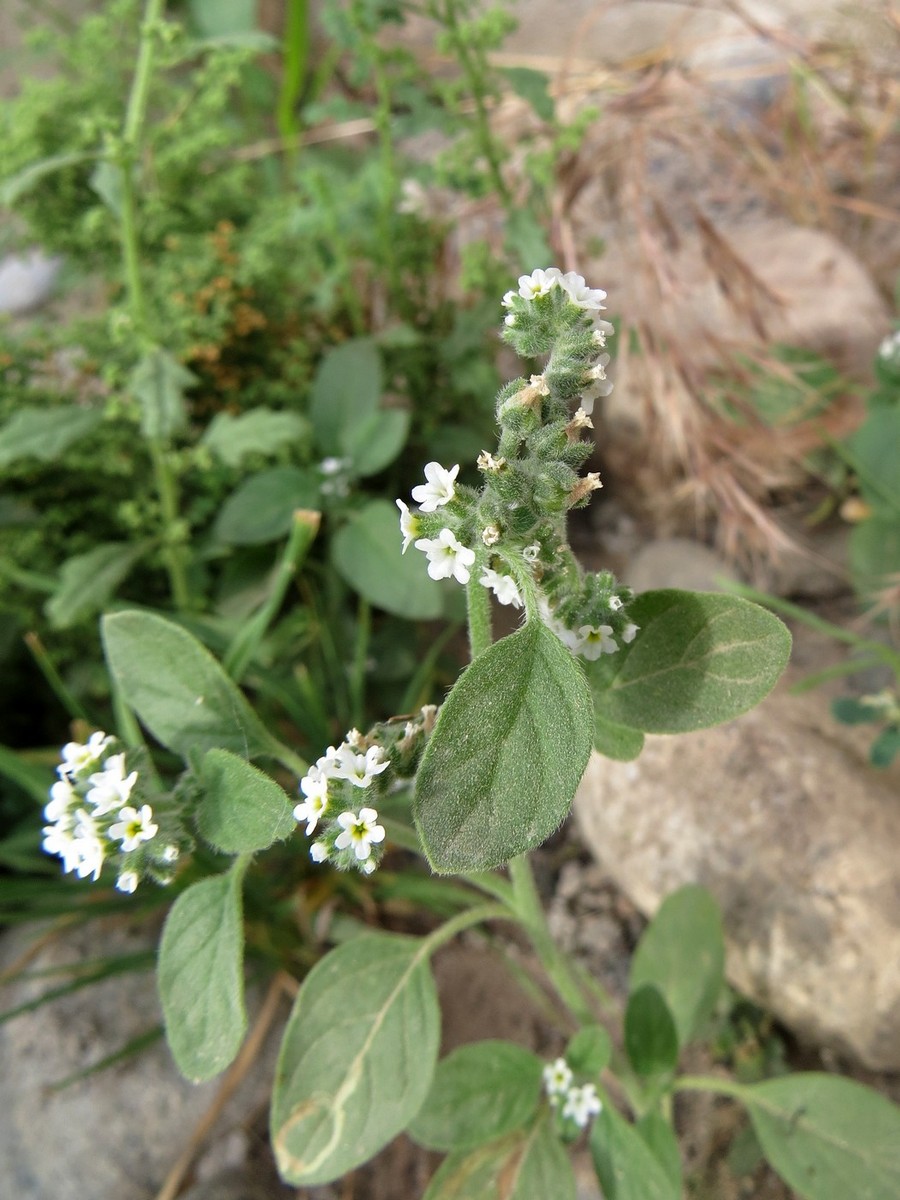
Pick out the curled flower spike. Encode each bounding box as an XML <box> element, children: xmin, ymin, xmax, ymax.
<box><xmin>411</xmin><ymin>461</ymin><xmax>459</xmax><ymax>512</ymax></box>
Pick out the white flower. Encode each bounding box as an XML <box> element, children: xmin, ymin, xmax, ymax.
<box><xmin>481</xmin><ymin>524</ymin><xmax>501</xmax><ymax>547</ymax></box>
<box><xmin>522</xmin><ymin>544</ymin><xmax>540</xmax><ymax>564</ymax></box>
<box><xmin>72</xmin><ymin>835</ymin><xmax>105</xmax><ymax>881</ymax></box>
<box><xmin>411</xmin><ymin>461</ymin><xmax>459</xmax><ymax>512</ymax></box>
<box><xmin>116</xmin><ymin>871</ymin><xmax>139</xmax><ymax>894</ymax></box>
<box><xmin>331</xmin><ymin>744</ymin><xmax>390</xmax><ymax>789</ymax></box>
<box><xmin>310</xmin><ymin>841</ymin><xmax>329</xmax><ymax>863</ymax></box>
<box><xmin>481</xmin><ymin>568</ymin><xmax>523</xmax><ymax>608</ymax></box>
<box><xmin>108</xmin><ymin>804</ymin><xmax>158</xmax><ymax>852</ymax></box>
<box><xmin>501</xmin><ymin>289</ymin><xmax>517</xmax><ymax>309</ymax></box>
<box><xmin>576</xmin><ymin>624</ymin><xmax>618</xmax><ymax>660</ymax></box>
<box><xmin>622</xmin><ymin>623</ymin><xmax>639</xmax><ymax>644</ymax></box>
<box><xmin>334</xmin><ymin>807</ymin><xmax>386</xmax><ymax>861</ymax></box>
<box><xmin>161</xmin><ymin>844</ymin><xmax>179</xmax><ymax>863</ymax></box>
<box><xmin>361</xmin><ymin>858</ymin><xmax>377</xmax><ymax>875</ymax></box>
<box><xmin>477</xmin><ymin>450</ymin><xmax>506</xmax><ymax>472</ymax></box>
<box><xmin>320</xmin><ymin>456</ymin><xmax>350</xmax><ymax>475</ymax></box>
<box><xmin>294</xmin><ymin>766</ymin><xmax>330</xmax><ymax>833</ymax></box>
<box><xmin>45</xmin><ymin>778</ymin><xmax>78</xmax><ymax>823</ymax></box>
<box><xmin>415</xmin><ymin>528</ymin><xmax>476</xmax><ymax>585</ymax></box>
<box><xmin>562</xmin><ymin>1083</ymin><xmax>602</xmax><ymax>1128</ymax></box>
<box><xmin>517</xmin><ymin>267</ymin><xmax>563</xmax><ymax>300</ymax></box>
<box><xmin>543</xmin><ymin>1057</ymin><xmax>573</xmax><ymax>1102</ymax></box>
<box><xmin>58</xmin><ymin>731</ymin><xmax>112</xmax><ymax>778</ymax></box>
<box><xmin>609</xmin><ymin>595</ymin><xmax>623</xmax><ymax>612</ymax></box>
<box><xmin>396</xmin><ymin>499</ymin><xmax>421</xmax><ymax>553</ymax></box>
<box><xmin>315</xmin><ymin>745</ymin><xmax>343</xmax><ymax>777</ymax></box>
<box><xmin>560</xmin><ymin>271</ymin><xmax>607</xmax><ymax>312</ymax></box>
<box><xmin>85</xmin><ymin>753</ymin><xmax>138</xmax><ymax>816</ymax></box>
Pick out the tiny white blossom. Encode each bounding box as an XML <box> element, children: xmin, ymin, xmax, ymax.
<box><xmin>116</xmin><ymin>871</ymin><xmax>139</xmax><ymax>894</ymax></box>
<box><xmin>361</xmin><ymin>858</ymin><xmax>377</xmax><ymax>875</ymax></box>
<box><xmin>523</xmin><ymin>544</ymin><xmax>540</xmax><ymax>564</ymax></box>
<box><xmin>161</xmin><ymin>844</ymin><xmax>180</xmax><ymax>863</ymax></box>
<box><xmin>501</xmin><ymin>289</ymin><xmax>517</xmax><ymax>309</ymax></box>
<box><xmin>331</xmin><ymin>744</ymin><xmax>390</xmax><ymax>789</ymax></box>
<box><xmin>480</xmin><ymin>568</ymin><xmax>523</xmax><ymax>608</ymax></box>
<box><xmin>294</xmin><ymin>767</ymin><xmax>330</xmax><ymax>834</ymax></box>
<box><xmin>504</xmin><ymin>314</ymin><xmax>516</xmax><ymax>327</ymax></box>
<box><xmin>45</xmin><ymin>778</ymin><xmax>78</xmax><ymax>823</ymax></box>
<box><xmin>609</xmin><ymin>595</ymin><xmax>623</xmax><ymax>612</ymax></box>
<box><xmin>108</xmin><ymin>804</ymin><xmax>158</xmax><ymax>852</ymax></box>
<box><xmin>878</xmin><ymin>329</ymin><xmax>900</xmax><ymax>360</ymax></box>
<box><xmin>576</xmin><ymin>625</ymin><xmax>618</xmax><ymax>660</ymax></box>
<box><xmin>560</xmin><ymin>271</ymin><xmax>607</xmax><ymax>312</ymax></box>
<box><xmin>622</xmin><ymin>623</ymin><xmax>639</xmax><ymax>644</ymax></box>
<box><xmin>477</xmin><ymin>450</ymin><xmax>506</xmax><ymax>472</ymax></box>
<box><xmin>315</xmin><ymin>745</ymin><xmax>343</xmax><ymax>777</ymax></box>
<box><xmin>85</xmin><ymin>753</ymin><xmax>138</xmax><ymax>816</ymax></box>
<box><xmin>58</xmin><ymin>731</ymin><xmax>112</xmax><ymax>779</ymax></box>
<box><xmin>320</xmin><ymin>456</ymin><xmax>350</xmax><ymax>475</ymax></box>
<box><xmin>543</xmin><ymin>1057</ymin><xmax>573</xmax><ymax>1101</ymax></box>
<box><xmin>334</xmin><ymin>807</ymin><xmax>386</xmax><ymax>861</ymax></box>
<box><xmin>310</xmin><ymin>841</ymin><xmax>329</xmax><ymax>863</ymax></box>
<box><xmin>562</xmin><ymin>1083</ymin><xmax>602</xmax><ymax>1128</ymax></box>
<box><xmin>415</xmin><ymin>528</ymin><xmax>477</xmax><ymax>585</ymax></box>
<box><xmin>517</xmin><ymin>267</ymin><xmax>563</xmax><ymax>300</ymax></box>
<box><xmin>396</xmin><ymin>499</ymin><xmax>421</xmax><ymax>553</ymax></box>
<box><xmin>411</xmin><ymin>461</ymin><xmax>459</xmax><ymax>512</ymax></box>
<box><xmin>482</xmin><ymin>524</ymin><xmax>501</xmax><ymax>547</ymax></box>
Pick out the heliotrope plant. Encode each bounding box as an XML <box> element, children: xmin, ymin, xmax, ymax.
<box><xmin>38</xmin><ymin>270</ymin><xmax>900</xmax><ymax>1200</ymax></box>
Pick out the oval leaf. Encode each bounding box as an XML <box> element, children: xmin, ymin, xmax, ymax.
<box><xmin>738</xmin><ymin>1073</ymin><xmax>900</xmax><ymax>1200</ymax></box>
<box><xmin>409</xmin><ymin>1040</ymin><xmax>544</xmax><ymax>1151</ymax></box>
<box><xmin>331</xmin><ymin>499</ymin><xmax>446</xmax><ymax>619</ymax></box>
<box><xmin>565</xmin><ymin>1024</ymin><xmax>612</xmax><ymax>1077</ymax></box>
<box><xmin>309</xmin><ymin>339</ymin><xmax>382</xmax><ymax>454</ymax></box>
<box><xmin>158</xmin><ymin>869</ymin><xmax>246</xmax><ymax>1081</ymax></box>
<box><xmin>0</xmin><ymin>404</ymin><xmax>102</xmax><ymax>467</ymax></box>
<box><xmin>630</xmin><ymin>884</ymin><xmax>725</xmax><ymax>1047</ymax></box>
<box><xmin>101</xmin><ymin>610</ymin><xmax>274</xmax><ymax>760</ymax></box>
<box><xmin>198</xmin><ymin>749</ymin><xmax>295</xmax><ymax>853</ymax></box>
<box><xmin>424</xmin><ymin>1117</ymin><xmax>576</xmax><ymax>1200</ymax></box>
<box><xmin>590</xmin><ymin>1104</ymin><xmax>680</xmax><ymax>1200</ymax></box>
<box><xmin>45</xmin><ymin>541</ymin><xmax>147</xmax><ymax>629</ymax></box>
<box><xmin>214</xmin><ymin>466</ymin><xmax>320</xmax><ymax>545</ymax></box>
<box><xmin>271</xmin><ymin>932</ymin><xmax>439</xmax><ymax>1185</ymax></box>
<box><xmin>343</xmin><ymin>407</ymin><xmax>410</xmax><ymax>477</ymax></box>
<box><xmin>202</xmin><ymin>409</ymin><xmax>310</xmax><ymax>467</ymax></box>
<box><xmin>593</xmin><ymin>591</ymin><xmax>791</xmax><ymax>734</ymax></box>
<box><xmin>636</xmin><ymin>1110</ymin><xmax>683</xmax><ymax>1195</ymax></box>
<box><xmin>624</xmin><ymin>985</ymin><xmax>679</xmax><ymax>1077</ymax></box>
<box><xmin>414</xmin><ymin>620</ymin><xmax>594</xmax><ymax>872</ymax></box>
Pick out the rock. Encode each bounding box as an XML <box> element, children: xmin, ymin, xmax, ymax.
<box><xmin>573</xmin><ymin>667</ymin><xmax>900</xmax><ymax>1070</ymax></box>
<box><xmin>625</xmin><ymin>537</ymin><xmax>740</xmax><ymax>594</ymax></box>
<box><xmin>0</xmin><ymin>919</ymin><xmax>282</xmax><ymax>1200</ymax></box>
<box><xmin>0</xmin><ymin>249</ymin><xmax>63</xmax><ymax>315</ymax></box>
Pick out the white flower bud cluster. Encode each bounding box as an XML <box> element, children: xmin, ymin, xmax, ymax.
<box><xmin>295</xmin><ymin>729</ymin><xmax>390</xmax><ymax>875</ymax></box>
<box><xmin>43</xmin><ymin>732</ymin><xmax>175</xmax><ymax>893</ymax></box>
<box><xmin>542</xmin><ymin>1057</ymin><xmax>603</xmax><ymax>1129</ymax></box>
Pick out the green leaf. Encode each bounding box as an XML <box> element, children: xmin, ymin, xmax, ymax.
<box><xmin>214</xmin><ymin>466</ymin><xmax>320</xmax><ymax>545</ymax></box>
<box><xmin>423</xmin><ymin>1117</ymin><xmax>576</xmax><ymax>1200</ymax></box>
<box><xmin>592</xmin><ymin>590</ymin><xmax>791</xmax><ymax>734</ymax></box>
<box><xmin>590</xmin><ymin>1104</ymin><xmax>680</xmax><ymax>1200</ymax></box>
<box><xmin>831</xmin><ymin>696</ymin><xmax>880</xmax><ymax>725</ymax></box>
<box><xmin>636</xmin><ymin>1110</ymin><xmax>683</xmax><ymax>1195</ymax></box>
<box><xmin>870</xmin><ymin>725</ymin><xmax>900</xmax><ymax>768</ymax></box>
<box><xmin>202</xmin><ymin>409</ymin><xmax>310</xmax><ymax>467</ymax></box>
<box><xmin>409</xmin><ymin>1040</ymin><xmax>544</xmax><ymax>1151</ymax></box>
<box><xmin>849</xmin><ymin>517</ymin><xmax>900</xmax><ymax>598</ymax></box>
<box><xmin>736</xmin><ymin>1073</ymin><xmax>900</xmax><ymax>1200</ymax></box>
<box><xmin>565</xmin><ymin>1024</ymin><xmax>612</xmax><ymax>1076</ymax></box>
<box><xmin>0</xmin><ymin>404</ymin><xmax>103</xmax><ymax>468</ymax></box>
<box><xmin>500</xmin><ymin>66</ymin><xmax>555</xmax><ymax>121</ymax></box>
<box><xmin>845</xmin><ymin>408</ymin><xmax>900</xmax><ymax>514</ymax></box>
<box><xmin>45</xmin><ymin>541</ymin><xmax>148</xmax><ymax>629</ymax></box>
<box><xmin>342</xmin><ymin>407</ymin><xmax>410</xmax><ymax>477</ymax></box>
<box><xmin>630</xmin><ymin>885</ymin><xmax>725</xmax><ymax>1047</ymax></box>
<box><xmin>130</xmin><ymin>347</ymin><xmax>196</xmax><ymax>441</ymax></box>
<box><xmin>188</xmin><ymin>0</ymin><xmax>257</xmax><ymax>36</ymax></box>
<box><xmin>271</xmin><ymin>932</ymin><xmax>439</xmax><ymax>1185</ymax></box>
<box><xmin>102</xmin><ymin>610</ymin><xmax>274</xmax><ymax>760</ymax></box>
<box><xmin>89</xmin><ymin>160</ymin><xmax>124</xmax><ymax>217</ymax></box>
<box><xmin>0</xmin><ymin>745</ymin><xmax>54</xmax><ymax>805</ymax></box>
<box><xmin>624</xmin><ymin>985</ymin><xmax>679</xmax><ymax>1077</ymax></box>
<box><xmin>309</xmin><ymin>339</ymin><xmax>382</xmax><ymax>455</ymax></box>
<box><xmin>594</xmin><ymin>712</ymin><xmax>645</xmax><ymax>761</ymax></box>
<box><xmin>198</xmin><ymin>749</ymin><xmax>295</xmax><ymax>853</ymax></box>
<box><xmin>414</xmin><ymin>620</ymin><xmax>594</xmax><ymax>872</ymax></box>
<box><xmin>1</xmin><ymin>151</ymin><xmax>95</xmax><ymax>207</ymax></box>
<box><xmin>158</xmin><ymin>868</ymin><xmax>246</xmax><ymax>1082</ymax></box>
<box><xmin>331</xmin><ymin>499</ymin><xmax>445</xmax><ymax>619</ymax></box>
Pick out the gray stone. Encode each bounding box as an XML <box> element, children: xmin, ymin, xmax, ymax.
<box><xmin>573</xmin><ymin>666</ymin><xmax>900</xmax><ymax>1070</ymax></box>
<box><xmin>625</xmin><ymin>537</ymin><xmax>740</xmax><ymax>595</ymax></box>
<box><xmin>0</xmin><ymin>249</ymin><xmax>63</xmax><ymax>315</ymax></box>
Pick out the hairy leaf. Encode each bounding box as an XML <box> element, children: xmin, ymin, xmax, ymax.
<box><xmin>198</xmin><ymin>749</ymin><xmax>295</xmax><ymax>853</ymax></box>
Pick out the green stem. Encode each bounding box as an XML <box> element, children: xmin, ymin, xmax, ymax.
<box><xmin>508</xmin><ymin>853</ymin><xmax>597</xmax><ymax>1026</ymax></box>
<box><xmin>466</xmin><ymin>573</ymin><xmax>493</xmax><ymax>659</ymax></box>
<box><xmin>421</xmin><ymin>902</ymin><xmax>510</xmax><ymax>956</ymax></box>
<box><xmin>24</xmin><ymin>633</ymin><xmax>91</xmax><ymax>724</ymax></box>
<box><xmin>674</xmin><ymin>1074</ymin><xmax>749</xmax><ymax>1102</ymax></box>
<box><xmin>148</xmin><ymin>441</ymin><xmax>191</xmax><ymax>611</ymax></box>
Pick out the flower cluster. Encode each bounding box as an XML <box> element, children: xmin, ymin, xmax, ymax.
<box><xmin>542</xmin><ymin>1057</ymin><xmax>603</xmax><ymax>1129</ymax></box>
<box><xmin>42</xmin><ymin>731</ymin><xmax>177</xmax><ymax>893</ymax></box>
<box><xmin>397</xmin><ymin>268</ymin><xmax>639</xmax><ymax>660</ymax></box>
<box><xmin>295</xmin><ymin>728</ymin><xmax>390</xmax><ymax>875</ymax></box>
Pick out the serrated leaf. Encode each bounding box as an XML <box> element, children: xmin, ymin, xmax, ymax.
<box><xmin>309</xmin><ymin>339</ymin><xmax>382</xmax><ymax>455</ymax></box>
<box><xmin>736</xmin><ymin>1073</ymin><xmax>900</xmax><ymax>1200</ymax></box>
<box><xmin>202</xmin><ymin>409</ymin><xmax>310</xmax><ymax>467</ymax></box>
<box><xmin>331</xmin><ymin>499</ymin><xmax>446</xmax><ymax>619</ymax></box>
<box><xmin>271</xmin><ymin>932</ymin><xmax>439</xmax><ymax>1185</ymax></box>
<box><xmin>342</xmin><ymin>407</ymin><xmax>410</xmax><ymax>477</ymax></box>
<box><xmin>423</xmin><ymin>1117</ymin><xmax>576</xmax><ymax>1200</ymax></box>
<box><xmin>592</xmin><ymin>590</ymin><xmax>791</xmax><ymax>734</ymax></box>
<box><xmin>409</xmin><ymin>1040</ymin><xmax>544</xmax><ymax>1151</ymax></box>
<box><xmin>45</xmin><ymin>541</ymin><xmax>148</xmax><ymax>629</ymax></box>
<box><xmin>590</xmin><ymin>1104</ymin><xmax>680</xmax><ymax>1200</ymax></box>
<box><xmin>414</xmin><ymin>620</ymin><xmax>594</xmax><ymax>872</ymax></box>
<box><xmin>624</xmin><ymin>985</ymin><xmax>679</xmax><ymax>1077</ymax></box>
<box><xmin>102</xmin><ymin>610</ymin><xmax>274</xmax><ymax>760</ymax></box>
<box><xmin>198</xmin><ymin>749</ymin><xmax>295</xmax><ymax>853</ymax></box>
<box><xmin>0</xmin><ymin>404</ymin><xmax>103</xmax><ymax>468</ymax></box>
<box><xmin>158</xmin><ymin>869</ymin><xmax>246</xmax><ymax>1081</ymax></box>
<box><xmin>130</xmin><ymin>347</ymin><xmax>196</xmax><ymax>441</ymax></box>
<box><xmin>214</xmin><ymin>466</ymin><xmax>320</xmax><ymax>545</ymax></box>
<box><xmin>630</xmin><ymin>885</ymin><xmax>725</xmax><ymax>1047</ymax></box>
